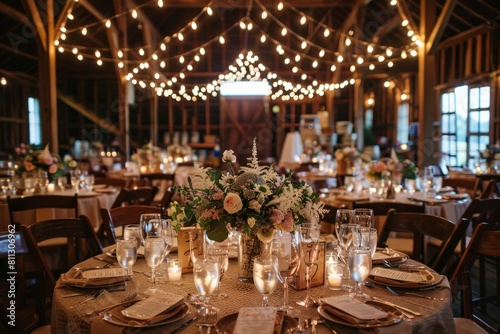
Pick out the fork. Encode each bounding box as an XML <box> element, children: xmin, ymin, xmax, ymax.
<box><xmin>387</xmin><ymin>286</ymin><xmax>444</xmax><ymax>300</ymax></box>
<box><xmin>70</xmin><ymin>289</ymin><xmax>106</xmax><ymax>309</ymax></box>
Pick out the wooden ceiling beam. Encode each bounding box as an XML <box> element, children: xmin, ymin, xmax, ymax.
<box><xmin>427</xmin><ymin>0</ymin><xmax>458</xmax><ymax>55</ymax></box>
<box><xmin>55</xmin><ymin>0</ymin><xmax>76</xmax><ymax>41</ymax></box>
<box><xmin>155</xmin><ymin>0</ymin><xmax>354</xmax><ymax>8</ymax></box>
<box><xmin>0</xmin><ymin>43</ymin><xmax>37</xmax><ymax>60</ymax></box>
<box><xmin>0</xmin><ymin>2</ymin><xmax>31</xmax><ymax>25</ymax></box>
<box><xmin>23</xmin><ymin>0</ymin><xmax>47</xmax><ymax>52</ymax></box>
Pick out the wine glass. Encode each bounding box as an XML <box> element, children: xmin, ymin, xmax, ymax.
<box><xmin>335</xmin><ymin>209</ymin><xmax>355</xmax><ymax>242</ymax></box>
<box><xmin>123</xmin><ymin>224</ymin><xmax>141</xmax><ymax>250</ymax></box>
<box><xmin>193</xmin><ymin>257</ymin><xmax>219</xmax><ymax>306</ymax></box>
<box><xmin>206</xmin><ymin>248</ymin><xmax>229</xmax><ymax>299</ymax></box>
<box><xmin>338</xmin><ymin>223</ymin><xmax>361</xmax><ymax>291</ymax></box>
<box><xmin>349</xmin><ymin>247</ymin><xmax>372</xmax><ymax>297</ymax></box>
<box><xmin>272</xmin><ymin>230</ymin><xmax>300</xmax><ymax>313</ymax></box>
<box><xmin>139</xmin><ymin>214</ymin><xmax>162</xmax><ymax>246</ymax></box>
<box><xmin>144</xmin><ymin>236</ymin><xmax>166</xmax><ymax>294</ymax></box>
<box><xmin>354</xmin><ymin>208</ymin><xmax>374</xmax><ymax>229</ymax></box>
<box><xmin>0</xmin><ymin>178</ymin><xmax>11</xmax><ymax>195</ymax></box>
<box><xmin>253</xmin><ymin>255</ymin><xmax>279</xmax><ymax>307</ymax></box>
<box><xmin>70</xmin><ymin>176</ymin><xmax>80</xmax><ymax>193</ymax></box>
<box><xmin>116</xmin><ymin>237</ymin><xmax>138</xmax><ymax>293</ymax></box>
<box><xmin>296</xmin><ymin>223</ymin><xmax>321</xmax><ymax>307</ymax></box>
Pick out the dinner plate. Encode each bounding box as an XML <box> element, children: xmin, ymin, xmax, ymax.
<box><xmin>103</xmin><ymin>303</ymin><xmax>189</xmax><ymax>328</ymax></box>
<box><xmin>215</xmin><ymin>312</ymin><xmax>298</xmax><ymax>334</ymax></box>
<box><xmin>368</xmin><ymin>270</ymin><xmax>444</xmax><ymax>289</ymax></box>
<box><xmin>317</xmin><ymin>301</ymin><xmax>403</xmax><ymax>328</ymax></box>
<box><xmin>372</xmin><ymin>249</ymin><xmax>408</xmax><ymax>265</ymax></box>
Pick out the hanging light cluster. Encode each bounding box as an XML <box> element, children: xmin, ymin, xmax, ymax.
<box><xmin>56</xmin><ymin>0</ymin><xmax>420</xmax><ymax>101</ymax></box>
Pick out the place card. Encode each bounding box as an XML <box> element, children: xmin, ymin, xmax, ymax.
<box><xmin>121</xmin><ymin>291</ymin><xmax>184</xmax><ymax>320</ymax></box>
<box><xmin>233</xmin><ymin>307</ymin><xmax>277</xmax><ymax>334</ymax></box>
<box><xmin>370</xmin><ymin>267</ymin><xmax>431</xmax><ymax>283</ymax></box>
<box><xmin>320</xmin><ymin>296</ymin><xmax>388</xmax><ymax>320</ymax></box>
<box><xmin>81</xmin><ymin>268</ymin><xmax>127</xmax><ymax>279</ymax></box>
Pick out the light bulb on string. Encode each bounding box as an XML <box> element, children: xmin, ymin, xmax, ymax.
<box><xmin>301</xmin><ymin>41</ymin><xmax>307</xmax><ymax>49</ymax></box>
<box><xmin>261</xmin><ymin>11</ymin><xmax>267</xmax><ymax>19</ymax></box>
<box><xmin>345</xmin><ymin>38</ymin><xmax>351</xmax><ymax>46</ymax></box>
<box><xmin>67</xmin><ymin>13</ymin><xmax>74</xmax><ymax>20</ymax></box>
<box><xmin>200</xmin><ymin>47</ymin><xmax>205</xmax><ymax>55</ymax></box>
<box><xmin>240</xmin><ymin>21</ymin><xmax>246</xmax><ymax>30</ymax></box>
<box><xmin>191</xmin><ymin>22</ymin><xmax>197</xmax><ymax>30</ymax></box>
<box><xmin>247</xmin><ymin>22</ymin><xmax>253</xmax><ymax>30</ymax></box>
<box><xmin>300</xmin><ymin>15</ymin><xmax>306</xmax><ymax>25</ymax></box>
<box><xmin>330</xmin><ymin>64</ymin><xmax>336</xmax><ymax>72</ymax></box>
<box><xmin>97</xmin><ymin>59</ymin><xmax>103</xmax><ymax>66</ymax></box>
<box><xmin>131</xmin><ymin>9</ymin><xmax>138</xmax><ymax>19</ymax></box>
<box><xmin>139</xmin><ymin>48</ymin><xmax>145</xmax><ymax>56</ymax></box>
<box><xmin>117</xmin><ymin>50</ymin><xmax>123</xmax><ymax>58</ymax></box>
<box><xmin>219</xmin><ymin>36</ymin><xmax>225</xmax><ymax>44</ymax></box>
<box><xmin>105</xmin><ymin>20</ymin><xmax>111</xmax><ymax>28</ymax></box>
<box><xmin>95</xmin><ymin>50</ymin><xmax>101</xmax><ymax>58</ymax></box>
<box><xmin>378</xmin><ymin>55</ymin><xmax>385</xmax><ymax>62</ymax></box>
<box><xmin>81</xmin><ymin>27</ymin><xmax>87</xmax><ymax>35</ymax></box>
<box><xmin>388</xmin><ymin>61</ymin><xmax>394</xmax><ymax>68</ymax></box>
<box><xmin>324</xmin><ymin>28</ymin><xmax>330</xmax><ymax>37</ymax></box>
<box><xmin>77</xmin><ymin>54</ymin><xmax>83</xmax><ymax>61</ymax></box>
<box><xmin>58</xmin><ymin>46</ymin><xmax>64</xmax><ymax>53</ymax></box>
<box><xmin>281</xmin><ymin>28</ymin><xmax>287</xmax><ymax>36</ymax></box>
<box><xmin>178</xmin><ymin>32</ymin><xmax>184</xmax><ymax>41</ymax></box>
<box><xmin>152</xmin><ymin>54</ymin><xmax>158</xmax><ymax>60</ymax></box>
<box><xmin>312</xmin><ymin>60</ymin><xmax>318</xmax><ymax>68</ymax></box>
<box><xmin>60</xmin><ymin>33</ymin><xmax>66</xmax><ymax>40</ymax></box>
<box><xmin>158</xmin><ymin>0</ymin><xmax>163</xmax><ymax>7</ymax></box>
<box><xmin>54</xmin><ymin>40</ymin><xmax>59</xmax><ymax>46</ymax></box>
<box><xmin>179</xmin><ymin>56</ymin><xmax>185</xmax><ymax>63</ymax></box>
<box><xmin>402</xmin><ymin>19</ymin><xmax>408</xmax><ymax>27</ymax></box>
<box><xmin>118</xmin><ymin>62</ymin><xmax>124</xmax><ymax>68</ymax></box>
<box><xmin>277</xmin><ymin>2</ymin><xmax>283</xmax><ymax>10</ymax></box>
<box><xmin>367</xmin><ymin>44</ymin><xmax>373</xmax><ymax>53</ymax></box>
<box><xmin>295</xmin><ymin>54</ymin><xmax>301</xmax><ymax>62</ymax></box>
<box><xmin>160</xmin><ymin>43</ymin><xmax>166</xmax><ymax>51</ymax></box>
<box><xmin>357</xmin><ymin>57</ymin><xmax>364</xmax><ymax>64</ymax></box>
<box><xmin>369</xmin><ymin>64</ymin><xmax>375</xmax><ymax>70</ymax></box>
<box><xmin>401</xmin><ymin>51</ymin><xmax>407</xmax><ymax>59</ymax></box>
<box><xmin>206</xmin><ymin>7</ymin><xmax>213</xmax><ymax>16</ymax></box>
<box><xmin>72</xmin><ymin>48</ymin><xmax>78</xmax><ymax>54</ymax></box>
<box><xmin>386</xmin><ymin>48</ymin><xmax>393</xmax><ymax>57</ymax></box>
<box><xmin>160</xmin><ymin>61</ymin><xmax>166</xmax><ymax>68</ymax></box>
<box><xmin>337</xmin><ymin>55</ymin><xmax>343</xmax><ymax>62</ymax></box>
<box><xmin>260</xmin><ymin>35</ymin><xmax>266</xmax><ymax>43</ymax></box>
<box><xmin>319</xmin><ymin>49</ymin><xmax>325</xmax><ymax>57</ymax></box>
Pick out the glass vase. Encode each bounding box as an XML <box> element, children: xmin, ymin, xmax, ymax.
<box><xmin>237</xmin><ymin>233</ymin><xmax>272</xmax><ymax>282</ymax></box>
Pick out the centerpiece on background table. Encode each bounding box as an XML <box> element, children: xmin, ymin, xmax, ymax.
<box><xmin>334</xmin><ymin>146</ymin><xmax>360</xmax><ymax>175</ymax></box>
<box><xmin>168</xmin><ymin>139</ymin><xmax>327</xmax><ymax>281</ymax></box>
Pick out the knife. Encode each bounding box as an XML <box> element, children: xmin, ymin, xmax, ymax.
<box><xmin>171</xmin><ymin>316</ymin><xmax>197</xmax><ymax>334</ymax></box>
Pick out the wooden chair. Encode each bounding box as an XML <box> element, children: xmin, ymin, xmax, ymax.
<box><xmin>7</xmin><ymin>194</ymin><xmax>78</xmax><ymax>226</ymax></box>
<box><xmin>442</xmin><ymin>177</ymin><xmax>481</xmax><ymax>198</ymax></box>
<box><xmin>0</xmin><ymin>224</ymin><xmax>54</xmax><ymax>334</ymax></box>
<box><xmin>450</xmin><ymin>223</ymin><xmax>500</xmax><ymax>334</ymax></box>
<box><xmin>94</xmin><ymin>177</ymin><xmax>128</xmax><ymax>189</ymax></box>
<box><xmin>98</xmin><ymin>205</ymin><xmax>163</xmax><ymax>245</ymax></box>
<box><xmin>28</xmin><ymin>215</ymin><xmax>104</xmax><ymax>278</ymax></box>
<box><xmin>319</xmin><ymin>204</ymin><xmax>344</xmax><ymax>235</ymax></box>
<box><xmin>139</xmin><ymin>173</ymin><xmax>175</xmax><ymax>188</ymax></box>
<box><xmin>159</xmin><ymin>187</ymin><xmax>175</xmax><ymax>212</ymax></box>
<box><xmin>111</xmin><ymin>187</ymin><xmax>157</xmax><ymax>208</ymax></box>
<box><xmin>378</xmin><ymin>209</ymin><xmax>470</xmax><ymax>277</ymax></box>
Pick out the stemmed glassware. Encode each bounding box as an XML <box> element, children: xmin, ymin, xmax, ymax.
<box><xmin>193</xmin><ymin>257</ymin><xmax>219</xmax><ymax>306</ymax></box>
<box><xmin>144</xmin><ymin>236</ymin><xmax>166</xmax><ymax>293</ymax></box>
<box><xmin>348</xmin><ymin>247</ymin><xmax>372</xmax><ymax>297</ymax></box>
<box><xmin>296</xmin><ymin>223</ymin><xmax>321</xmax><ymax>307</ymax></box>
<box><xmin>206</xmin><ymin>248</ymin><xmax>229</xmax><ymax>299</ymax></box>
<box><xmin>272</xmin><ymin>230</ymin><xmax>300</xmax><ymax>313</ymax></box>
<box><xmin>116</xmin><ymin>237</ymin><xmax>138</xmax><ymax>293</ymax></box>
<box><xmin>335</xmin><ymin>209</ymin><xmax>355</xmax><ymax>241</ymax></box>
<box><xmin>253</xmin><ymin>255</ymin><xmax>279</xmax><ymax>307</ymax></box>
<box><xmin>139</xmin><ymin>214</ymin><xmax>162</xmax><ymax>246</ymax></box>
<box><xmin>354</xmin><ymin>208</ymin><xmax>373</xmax><ymax>229</ymax></box>
<box><xmin>0</xmin><ymin>178</ymin><xmax>11</xmax><ymax>195</ymax></box>
<box><xmin>123</xmin><ymin>224</ymin><xmax>142</xmax><ymax>250</ymax></box>
<box><xmin>338</xmin><ymin>223</ymin><xmax>361</xmax><ymax>291</ymax></box>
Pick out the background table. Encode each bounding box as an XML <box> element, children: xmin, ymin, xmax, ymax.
<box><xmin>51</xmin><ymin>252</ymin><xmax>455</xmax><ymax>334</ymax></box>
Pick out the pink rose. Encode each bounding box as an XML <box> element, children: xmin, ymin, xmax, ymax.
<box><xmin>211</xmin><ymin>189</ymin><xmax>223</xmax><ymax>201</ymax></box>
<box><xmin>374</xmin><ymin>161</ymin><xmax>386</xmax><ymax>173</ymax></box>
<box><xmin>223</xmin><ymin>192</ymin><xmax>243</xmax><ymax>214</ymax></box>
<box><xmin>281</xmin><ymin>212</ymin><xmax>295</xmax><ymax>232</ymax></box>
<box><xmin>48</xmin><ymin>164</ymin><xmax>58</xmax><ymax>174</ymax></box>
<box><xmin>24</xmin><ymin>162</ymin><xmax>35</xmax><ymax>171</ymax></box>
<box><xmin>41</xmin><ymin>155</ymin><xmax>54</xmax><ymax>165</ymax></box>
<box><xmin>269</xmin><ymin>208</ymin><xmax>284</xmax><ymax>226</ymax></box>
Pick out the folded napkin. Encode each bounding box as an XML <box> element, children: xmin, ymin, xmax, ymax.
<box><xmin>370</xmin><ymin>267</ymin><xmax>441</xmax><ymax>287</ymax></box>
<box><xmin>60</xmin><ymin>268</ymin><xmax>127</xmax><ymax>288</ymax></box>
<box><xmin>108</xmin><ymin>302</ymin><xmax>186</xmax><ymax>326</ymax></box>
<box><xmin>322</xmin><ymin>305</ymin><xmax>371</xmax><ymax>325</ymax></box>
<box><xmin>372</xmin><ymin>249</ymin><xmax>406</xmax><ymax>265</ymax></box>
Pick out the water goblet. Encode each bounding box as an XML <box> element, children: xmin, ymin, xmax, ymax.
<box><xmin>335</xmin><ymin>209</ymin><xmax>355</xmax><ymax>242</ymax></box>
<box><xmin>123</xmin><ymin>224</ymin><xmax>142</xmax><ymax>250</ymax></box>
<box><xmin>348</xmin><ymin>247</ymin><xmax>372</xmax><ymax>297</ymax></box>
<box><xmin>193</xmin><ymin>257</ymin><xmax>219</xmax><ymax>306</ymax></box>
<box><xmin>116</xmin><ymin>237</ymin><xmax>138</xmax><ymax>292</ymax></box>
<box><xmin>57</xmin><ymin>176</ymin><xmax>67</xmax><ymax>191</ymax></box>
<box><xmin>144</xmin><ymin>236</ymin><xmax>166</xmax><ymax>294</ymax></box>
<box><xmin>24</xmin><ymin>177</ymin><xmax>35</xmax><ymax>194</ymax></box>
<box><xmin>0</xmin><ymin>178</ymin><xmax>11</xmax><ymax>195</ymax></box>
<box><xmin>70</xmin><ymin>176</ymin><xmax>80</xmax><ymax>193</ymax></box>
<box><xmin>338</xmin><ymin>223</ymin><xmax>361</xmax><ymax>291</ymax></box>
<box><xmin>272</xmin><ymin>231</ymin><xmax>300</xmax><ymax>313</ymax></box>
<box><xmin>139</xmin><ymin>214</ymin><xmax>162</xmax><ymax>246</ymax></box>
<box><xmin>354</xmin><ymin>208</ymin><xmax>374</xmax><ymax>229</ymax></box>
<box><xmin>206</xmin><ymin>248</ymin><xmax>229</xmax><ymax>299</ymax></box>
<box><xmin>296</xmin><ymin>223</ymin><xmax>321</xmax><ymax>307</ymax></box>
<box><xmin>253</xmin><ymin>255</ymin><xmax>279</xmax><ymax>307</ymax></box>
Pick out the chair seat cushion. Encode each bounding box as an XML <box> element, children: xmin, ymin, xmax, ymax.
<box><xmin>454</xmin><ymin>318</ymin><xmax>490</xmax><ymax>334</ymax></box>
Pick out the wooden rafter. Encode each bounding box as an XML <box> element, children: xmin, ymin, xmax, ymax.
<box><xmin>23</xmin><ymin>0</ymin><xmax>47</xmax><ymax>52</ymax></box>
<box><xmin>55</xmin><ymin>0</ymin><xmax>76</xmax><ymax>41</ymax></box>
<box><xmin>427</xmin><ymin>0</ymin><xmax>458</xmax><ymax>55</ymax></box>
<box><xmin>0</xmin><ymin>2</ymin><xmax>30</xmax><ymax>25</ymax></box>
<box><xmin>396</xmin><ymin>0</ymin><xmax>418</xmax><ymax>38</ymax></box>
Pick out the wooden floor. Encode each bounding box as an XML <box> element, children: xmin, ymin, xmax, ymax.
<box><xmin>452</xmin><ymin>256</ymin><xmax>500</xmax><ymax>331</ymax></box>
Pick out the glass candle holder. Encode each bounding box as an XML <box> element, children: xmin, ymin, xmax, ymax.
<box><xmin>168</xmin><ymin>259</ymin><xmax>182</xmax><ymax>281</ymax></box>
<box><xmin>325</xmin><ymin>259</ymin><xmax>344</xmax><ymax>290</ymax></box>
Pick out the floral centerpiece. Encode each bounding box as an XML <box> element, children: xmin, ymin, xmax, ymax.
<box><xmin>168</xmin><ymin>139</ymin><xmax>327</xmax><ymax>243</ymax></box>
<box><xmin>334</xmin><ymin>146</ymin><xmax>360</xmax><ymax>174</ymax></box>
<box><xmin>400</xmin><ymin>159</ymin><xmax>418</xmax><ymax>179</ymax></box>
<box><xmin>366</xmin><ymin>157</ymin><xmax>398</xmax><ymax>181</ymax></box>
<box><xmin>17</xmin><ymin>144</ymin><xmax>65</xmax><ymax>179</ymax></box>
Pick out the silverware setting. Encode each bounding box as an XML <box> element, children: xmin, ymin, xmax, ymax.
<box><xmin>70</xmin><ymin>289</ymin><xmax>106</xmax><ymax>308</ymax></box>
<box><xmin>84</xmin><ymin>292</ymin><xmax>140</xmax><ymax>317</ymax></box>
<box><xmin>387</xmin><ymin>286</ymin><xmax>444</xmax><ymax>300</ymax></box>
<box><xmin>383</xmin><ymin>259</ymin><xmax>426</xmax><ymax>271</ymax></box>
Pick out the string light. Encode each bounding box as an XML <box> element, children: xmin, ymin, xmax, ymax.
<box><xmin>300</xmin><ymin>15</ymin><xmax>306</xmax><ymax>25</ymax></box>
<box><xmin>277</xmin><ymin>2</ymin><xmax>284</xmax><ymax>10</ymax></box>
<box><xmin>261</xmin><ymin>11</ymin><xmax>267</xmax><ymax>19</ymax></box>
<box><xmin>105</xmin><ymin>20</ymin><xmax>111</xmax><ymax>28</ymax></box>
<box><xmin>206</xmin><ymin>7</ymin><xmax>213</xmax><ymax>16</ymax></box>
<box><xmin>131</xmin><ymin>10</ymin><xmax>138</xmax><ymax>19</ymax></box>
<box><xmin>191</xmin><ymin>22</ymin><xmax>197</xmax><ymax>30</ymax></box>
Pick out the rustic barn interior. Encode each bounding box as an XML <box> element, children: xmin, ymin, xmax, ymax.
<box><xmin>1</xmin><ymin>1</ymin><xmax>500</xmax><ymax>332</ymax></box>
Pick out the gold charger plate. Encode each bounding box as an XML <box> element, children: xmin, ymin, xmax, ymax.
<box><xmin>368</xmin><ymin>270</ymin><xmax>444</xmax><ymax>289</ymax></box>
<box><xmin>317</xmin><ymin>301</ymin><xmax>403</xmax><ymax>328</ymax></box>
<box><xmin>215</xmin><ymin>312</ymin><xmax>297</xmax><ymax>334</ymax></box>
<box><xmin>372</xmin><ymin>249</ymin><xmax>409</xmax><ymax>265</ymax></box>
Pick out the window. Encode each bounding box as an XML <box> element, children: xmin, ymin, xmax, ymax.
<box><xmin>28</xmin><ymin>97</ymin><xmax>41</xmax><ymax>146</ymax></box>
<box><xmin>440</xmin><ymin>85</ymin><xmax>490</xmax><ymax>168</ymax></box>
<box><xmin>396</xmin><ymin>103</ymin><xmax>409</xmax><ymax>144</ymax></box>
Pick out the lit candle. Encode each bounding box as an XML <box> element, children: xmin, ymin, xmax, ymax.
<box><xmin>328</xmin><ymin>273</ymin><xmax>342</xmax><ymax>287</ymax></box>
<box><xmin>47</xmin><ymin>184</ymin><xmax>55</xmax><ymax>192</ymax></box>
<box><xmin>168</xmin><ymin>262</ymin><xmax>182</xmax><ymax>281</ymax></box>
<box><xmin>325</xmin><ymin>257</ymin><xmax>343</xmax><ymax>290</ymax></box>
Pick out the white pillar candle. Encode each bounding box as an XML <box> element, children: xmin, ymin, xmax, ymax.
<box><xmin>168</xmin><ymin>261</ymin><xmax>182</xmax><ymax>281</ymax></box>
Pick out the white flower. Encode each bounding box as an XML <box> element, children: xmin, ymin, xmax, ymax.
<box><xmin>249</xmin><ymin>199</ymin><xmax>262</xmax><ymax>213</ymax></box>
<box><xmin>222</xmin><ymin>149</ymin><xmax>237</xmax><ymax>163</ymax></box>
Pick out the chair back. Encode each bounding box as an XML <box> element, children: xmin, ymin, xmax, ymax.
<box><xmin>0</xmin><ymin>224</ymin><xmax>55</xmax><ymax>331</ymax></box>
<box><xmin>442</xmin><ymin>177</ymin><xmax>480</xmax><ymax>198</ymax></box>
<box><xmin>98</xmin><ymin>205</ymin><xmax>163</xmax><ymax>245</ymax></box>
<box><xmin>28</xmin><ymin>215</ymin><xmax>103</xmax><ymax>275</ymax></box>
<box><xmin>379</xmin><ymin>209</ymin><xmax>469</xmax><ymax>276</ymax></box>
<box><xmin>450</xmin><ymin>223</ymin><xmax>500</xmax><ymax>334</ymax></box>
<box><xmin>460</xmin><ymin>198</ymin><xmax>500</xmax><ymax>230</ymax></box>
<box><xmin>319</xmin><ymin>204</ymin><xmax>344</xmax><ymax>235</ymax></box>
<box><xmin>139</xmin><ymin>173</ymin><xmax>175</xmax><ymax>187</ymax></box>
<box><xmin>111</xmin><ymin>187</ymin><xmax>157</xmax><ymax>208</ymax></box>
<box><xmin>352</xmin><ymin>200</ymin><xmax>425</xmax><ymax>231</ymax></box>
<box><xmin>159</xmin><ymin>187</ymin><xmax>175</xmax><ymax>211</ymax></box>
<box><xmin>7</xmin><ymin>194</ymin><xmax>78</xmax><ymax>225</ymax></box>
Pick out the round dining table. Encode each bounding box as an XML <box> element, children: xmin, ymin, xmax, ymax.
<box><xmin>51</xmin><ymin>247</ymin><xmax>456</xmax><ymax>334</ymax></box>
